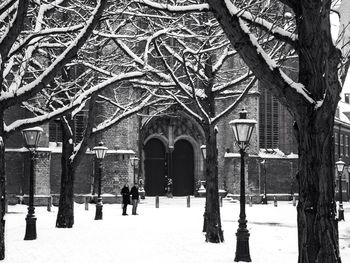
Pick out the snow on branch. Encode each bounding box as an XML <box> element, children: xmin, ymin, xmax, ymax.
<box><xmin>235</xmin><ymin>5</ymin><xmax>297</xmax><ymax>46</ymax></box>
<box><xmin>219</xmin><ymin>0</ymin><xmax>316</xmax><ymax>105</ymax></box>
<box><xmin>5</xmin><ymin>70</ymin><xmax>144</xmax><ymax>136</ymax></box>
<box><xmin>213</xmin><ymin>71</ymin><xmax>254</xmax><ymax>94</ymax></box>
<box><xmin>0</xmin><ymin>0</ymin><xmax>28</xmax><ymax>60</ymax></box>
<box><xmin>0</xmin><ymin>0</ymin><xmax>107</xmax><ymax>107</ymax></box>
<box><xmin>165</xmin><ymin>90</ymin><xmax>203</xmax><ymax>123</ymax></box>
<box><xmin>9</xmin><ymin>23</ymin><xmax>86</xmax><ymax>58</ymax></box>
<box><xmin>182</xmin><ymin>52</ymin><xmax>210</xmax><ymax>121</ymax></box>
<box><xmin>93</xmin><ymin>93</ymin><xmax>157</xmax><ymax>135</ymax></box>
<box><xmin>212</xmin><ymin>77</ymin><xmax>257</xmax><ymax>124</ymax></box>
<box><xmin>134</xmin><ymin>0</ymin><xmax>209</xmax><ymax>12</ymax></box>
<box><xmin>0</xmin><ymin>0</ymin><xmax>17</xmax><ymax>21</ymax></box>
<box><xmin>0</xmin><ymin>0</ymin><xmax>17</xmax><ymax>15</ymax></box>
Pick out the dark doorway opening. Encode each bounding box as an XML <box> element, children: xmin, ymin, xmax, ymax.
<box><xmin>144</xmin><ymin>138</ymin><xmax>166</xmax><ymax>196</ymax></box>
<box><xmin>172</xmin><ymin>140</ymin><xmax>194</xmax><ymax>196</ymax></box>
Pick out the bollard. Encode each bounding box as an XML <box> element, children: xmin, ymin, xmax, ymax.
<box><xmin>219</xmin><ymin>196</ymin><xmax>223</xmax><ymax>207</ymax></box>
<box><xmin>187</xmin><ymin>195</ymin><xmax>190</xmax><ymax>208</ymax></box>
<box><xmin>85</xmin><ymin>196</ymin><xmax>89</xmax><ymax>211</ymax></box>
<box><xmin>249</xmin><ymin>196</ymin><xmax>252</xmax><ymax>207</ymax></box>
<box><xmin>155</xmin><ymin>196</ymin><xmax>159</xmax><ymax>208</ymax></box>
<box><xmin>5</xmin><ymin>199</ymin><xmax>8</xmax><ymax>213</ymax></box>
<box><xmin>292</xmin><ymin>195</ymin><xmax>296</xmax><ymax>206</ymax></box>
<box><xmin>47</xmin><ymin>196</ymin><xmax>52</xmax><ymax>212</ymax></box>
<box><xmin>274</xmin><ymin>196</ymin><xmax>278</xmax><ymax>207</ymax></box>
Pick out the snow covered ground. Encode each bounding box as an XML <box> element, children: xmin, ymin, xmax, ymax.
<box><xmin>3</xmin><ymin>197</ymin><xmax>350</xmax><ymax>263</ymax></box>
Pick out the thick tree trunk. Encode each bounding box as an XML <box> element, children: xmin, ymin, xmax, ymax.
<box><xmin>295</xmin><ymin>107</ymin><xmax>341</xmax><ymax>263</ymax></box>
<box><xmin>203</xmin><ymin>124</ymin><xmax>224</xmax><ymax>242</ymax></box>
<box><xmin>294</xmin><ymin>2</ymin><xmax>342</xmax><ymax>261</ymax></box>
<box><xmin>206</xmin><ymin>0</ymin><xmax>343</xmax><ymax>261</ymax></box>
<box><xmin>0</xmin><ymin>111</ymin><xmax>5</xmax><ymax>259</ymax></box>
<box><xmin>56</xmin><ymin>120</ymin><xmax>75</xmax><ymax>228</ymax></box>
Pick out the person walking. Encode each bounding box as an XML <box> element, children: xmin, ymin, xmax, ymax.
<box><xmin>121</xmin><ymin>183</ymin><xmax>130</xmax><ymax>215</ymax></box>
<box><xmin>130</xmin><ymin>183</ymin><xmax>140</xmax><ymax>215</ymax></box>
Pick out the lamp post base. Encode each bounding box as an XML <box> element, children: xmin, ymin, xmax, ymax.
<box><xmin>24</xmin><ymin>212</ymin><xmax>37</xmax><ymax>240</ymax></box>
<box><xmin>94</xmin><ymin>198</ymin><xmax>103</xmax><ymax>220</ymax></box>
<box><xmin>338</xmin><ymin>205</ymin><xmax>344</xmax><ymax>221</ymax></box>
<box><xmin>234</xmin><ymin>227</ymin><xmax>251</xmax><ymax>262</ymax></box>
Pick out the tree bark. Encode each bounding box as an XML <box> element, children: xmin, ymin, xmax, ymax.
<box><xmin>56</xmin><ymin>118</ymin><xmax>75</xmax><ymax>228</ymax></box>
<box><xmin>295</xmin><ymin>106</ymin><xmax>341</xmax><ymax>263</ymax></box>
<box><xmin>0</xmin><ymin>111</ymin><xmax>6</xmax><ymax>259</ymax></box>
<box><xmin>203</xmin><ymin>123</ymin><xmax>224</xmax><ymax>242</ymax></box>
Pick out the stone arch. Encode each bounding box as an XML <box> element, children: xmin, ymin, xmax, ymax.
<box><xmin>140</xmin><ymin>111</ymin><xmax>206</xmax><ymax>196</ymax></box>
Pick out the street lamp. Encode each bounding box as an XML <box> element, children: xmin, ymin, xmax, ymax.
<box><xmin>22</xmin><ymin>126</ymin><xmax>43</xmax><ymax>240</ymax></box>
<box><xmin>229</xmin><ymin>109</ymin><xmax>256</xmax><ymax>262</ymax></box>
<box><xmin>130</xmin><ymin>156</ymin><xmax>139</xmax><ymax>185</ymax></box>
<box><xmin>335</xmin><ymin>159</ymin><xmax>345</xmax><ymax>221</ymax></box>
<box><xmin>260</xmin><ymin>159</ymin><xmax>267</xmax><ymax>204</ymax></box>
<box><xmin>93</xmin><ymin>142</ymin><xmax>108</xmax><ymax>220</ymax></box>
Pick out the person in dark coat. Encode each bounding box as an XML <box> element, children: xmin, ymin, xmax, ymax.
<box><xmin>130</xmin><ymin>183</ymin><xmax>139</xmax><ymax>215</ymax></box>
<box><xmin>121</xmin><ymin>183</ymin><xmax>130</xmax><ymax>215</ymax></box>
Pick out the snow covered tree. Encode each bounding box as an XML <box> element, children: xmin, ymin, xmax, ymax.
<box><xmin>133</xmin><ymin>0</ymin><xmax>350</xmax><ymax>262</ymax></box>
<box><xmin>129</xmin><ymin>0</ymin><xmax>294</xmax><ymax>243</ymax></box>
<box><xmin>0</xmin><ymin>0</ymin><xmax>107</xmax><ymax>258</ymax></box>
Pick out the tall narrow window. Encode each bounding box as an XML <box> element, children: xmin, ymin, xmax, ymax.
<box><xmin>259</xmin><ymin>87</ymin><xmax>279</xmax><ymax>149</ymax></box>
<box><xmin>340</xmin><ymin>134</ymin><xmax>343</xmax><ymax>156</ymax></box>
<box><xmin>74</xmin><ymin>110</ymin><xmax>88</xmax><ymax>143</ymax></box>
<box><xmin>335</xmin><ymin>132</ymin><xmax>338</xmax><ymax>159</ymax></box>
<box><xmin>49</xmin><ymin>110</ymin><xmax>88</xmax><ymax>144</ymax></box>
<box><xmin>49</xmin><ymin>120</ymin><xmax>62</xmax><ymax>143</ymax></box>
<box><xmin>346</xmin><ymin>135</ymin><xmax>349</xmax><ymax>156</ymax></box>
<box><xmin>345</xmin><ymin>93</ymin><xmax>350</xmax><ymax>104</ymax></box>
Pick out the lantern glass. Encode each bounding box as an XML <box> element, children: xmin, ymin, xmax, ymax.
<box><xmin>93</xmin><ymin>142</ymin><xmax>108</xmax><ymax>160</ymax></box>
<box><xmin>229</xmin><ymin>110</ymin><xmax>256</xmax><ymax>148</ymax></box>
<box><xmin>200</xmin><ymin>145</ymin><xmax>206</xmax><ymax>159</ymax></box>
<box><xmin>22</xmin><ymin>127</ymin><xmax>43</xmax><ymax>148</ymax></box>
<box><xmin>336</xmin><ymin>159</ymin><xmax>345</xmax><ymax>173</ymax></box>
<box><xmin>130</xmin><ymin>156</ymin><xmax>139</xmax><ymax>166</ymax></box>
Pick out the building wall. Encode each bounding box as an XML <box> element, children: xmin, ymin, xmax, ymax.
<box><xmin>217</xmin><ymin>91</ymin><xmax>260</xmax><ymax>191</ymax></box>
<box><xmin>278</xmin><ymin>104</ymin><xmax>297</xmax><ymax>154</ymax></box>
<box><xmin>34</xmin><ymin>151</ymin><xmax>51</xmax><ymax>195</ymax></box>
<box><xmin>3</xmin><ymin>81</ymin><xmax>349</xmax><ymax>201</ymax></box>
<box><xmin>5</xmin><ymin>151</ymin><xmax>25</xmax><ymax>195</ymax></box>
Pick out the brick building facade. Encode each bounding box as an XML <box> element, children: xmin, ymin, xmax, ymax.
<box><xmin>3</xmin><ymin>85</ymin><xmax>350</xmax><ymax>204</ymax></box>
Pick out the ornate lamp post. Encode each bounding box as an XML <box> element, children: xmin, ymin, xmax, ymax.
<box><xmin>260</xmin><ymin>159</ymin><xmax>267</xmax><ymax>204</ymax></box>
<box><xmin>93</xmin><ymin>142</ymin><xmax>108</xmax><ymax>220</ymax></box>
<box><xmin>335</xmin><ymin>159</ymin><xmax>345</xmax><ymax>221</ymax></box>
<box><xmin>130</xmin><ymin>156</ymin><xmax>139</xmax><ymax>185</ymax></box>
<box><xmin>22</xmin><ymin>127</ymin><xmax>43</xmax><ymax>240</ymax></box>
<box><xmin>229</xmin><ymin>109</ymin><xmax>256</xmax><ymax>262</ymax></box>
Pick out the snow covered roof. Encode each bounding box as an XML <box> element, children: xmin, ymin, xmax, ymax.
<box><xmin>5</xmin><ymin>147</ymin><xmax>52</xmax><ymax>153</ymax></box>
<box><xmin>259</xmin><ymin>149</ymin><xmax>298</xmax><ymax>159</ymax></box>
<box><xmin>224</xmin><ymin>149</ymin><xmax>298</xmax><ymax>159</ymax></box>
<box><xmin>336</xmin><ymin>101</ymin><xmax>350</xmax><ymax>125</ymax></box>
<box><xmin>86</xmin><ymin>148</ymin><xmax>135</xmax><ymax>155</ymax></box>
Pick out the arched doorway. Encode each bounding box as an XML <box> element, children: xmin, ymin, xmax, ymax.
<box><xmin>172</xmin><ymin>139</ymin><xmax>194</xmax><ymax>196</ymax></box>
<box><xmin>144</xmin><ymin>138</ymin><xmax>166</xmax><ymax>196</ymax></box>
